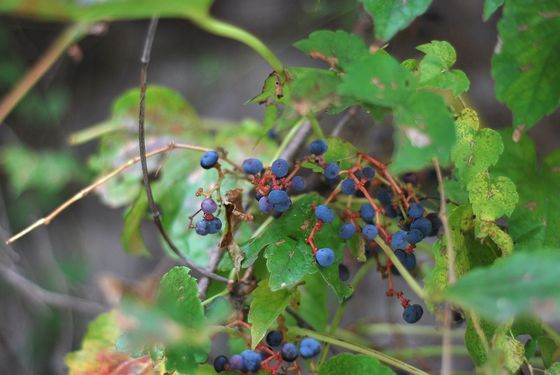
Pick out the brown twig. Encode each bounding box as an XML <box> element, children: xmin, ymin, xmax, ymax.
<box><xmin>0</xmin><ymin>260</ymin><xmax>105</xmax><ymax>314</ymax></box>
<box><xmin>137</xmin><ymin>17</ymin><xmax>227</xmax><ymax>284</ymax></box>
<box><xmin>433</xmin><ymin>157</ymin><xmax>455</xmax><ymax>375</ymax></box>
<box><xmin>0</xmin><ymin>23</ymin><xmax>90</xmax><ymax>125</ymax></box>
<box><xmin>331</xmin><ymin>106</ymin><xmax>357</xmax><ymax>137</ymax></box>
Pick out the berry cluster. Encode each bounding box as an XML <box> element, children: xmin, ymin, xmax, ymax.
<box><xmin>212</xmin><ymin>327</ymin><xmax>321</xmax><ymax>374</ymax></box>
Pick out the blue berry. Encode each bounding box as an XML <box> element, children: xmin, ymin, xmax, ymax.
<box><xmin>309</xmin><ymin>139</ymin><xmax>328</xmax><ymax>155</ymax></box>
<box><xmin>316</xmin><ymin>248</ymin><xmax>335</xmax><ymax>267</ymax></box>
<box><xmin>385</xmin><ymin>205</ymin><xmax>398</xmax><ymax>218</ymax></box>
<box><xmin>391</xmin><ymin>230</ymin><xmax>409</xmax><ymax>250</ymax></box>
<box><xmin>391</xmin><ymin>249</ymin><xmax>417</xmax><ymax>275</ymax></box>
<box><xmin>408</xmin><ymin>203</ymin><xmax>424</xmax><ymax>219</ymax></box>
<box><xmin>403</xmin><ymin>304</ymin><xmax>423</xmax><ymax>324</ymax></box>
<box><xmin>411</xmin><ymin>218</ymin><xmax>432</xmax><ymax>237</ymax></box>
<box><xmin>341</xmin><ymin>179</ymin><xmax>356</xmax><ymax>195</ymax></box>
<box><xmin>200</xmin><ymin>150</ymin><xmax>219</xmax><ymax>169</ymax></box>
<box><xmin>360</xmin><ymin>204</ymin><xmax>375</xmax><ymax>224</ymax></box>
<box><xmin>339</xmin><ymin>223</ymin><xmax>356</xmax><ymax>240</ymax></box>
<box><xmin>240</xmin><ymin>350</ymin><xmax>262</xmax><ymax>373</ymax></box>
<box><xmin>195</xmin><ymin>220</ymin><xmax>209</xmax><ymax>235</ymax></box>
<box><xmin>272</xmin><ymin>211</ymin><xmax>283</xmax><ymax>219</ymax></box>
<box><xmin>299</xmin><ymin>338</ymin><xmax>321</xmax><ymax>359</ymax></box>
<box><xmin>281</xmin><ymin>342</ymin><xmax>298</xmax><ymax>362</ymax></box>
<box><xmin>268</xmin><ymin>189</ymin><xmax>289</xmax><ymax>205</ymax></box>
<box><xmin>274</xmin><ymin>198</ymin><xmax>292</xmax><ymax>212</ymax></box>
<box><xmin>242</xmin><ymin>158</ymin><xmax>263</xmax><ymax>175</ymax></box>
<box><xmin>324</xmin><ymin>163</ymin><xmax>339</xmax><ymax>179</ymax></box>
<box><xmin>201</xmin><ymin>198</ymin><xmax>217</xmax><ymax>214</ymax></box>
<box><xmin>405</xmin><ymin>228</ymin><xmax>424</xmax><ymax>244</ymax></box>
<box><xmin>266</xmin><ymin>330</ymin><xmax>283</xmax><ymax>347</ymax></box>
<box><xmin>426</xmin><ymin>213</ymin><xmax>442</xmax><ymax>236</ymax></box>
<box><xmin>258</xmin><ymin>197</ymin><xmax>273</xmax><ymax>213</ymax></box>
<box><xmin>362</xmin><ymin>224</ymin><xmax>378</xmax><ymax>240</ymax></box>
<box><xmin>376</xmin><ymin>187</ymin><xmax>392</xmax><ymax>205</ymax></box>
<box><xmin>271</xmin><ymin>159</ymin><xmax>289</xmax><ymax>178</ymax></box>
<box><xmin>213</xmin><ymin>355</ymin><xmax>229</xmax><ymax>372</ymax></box>
<box><xmin>229</xmin><ymin>354</ymin><xmax>243</xmax><ymax>370</ymax></box>
<box><xmin>361</xmin><ymin>166</ymin><xmax>376</xmax><ymax>180</ymax></box>
<box><xmin>291</xmin><ymin>175</ymin><xmax>305</xmax><ymax>191</ymax></box>
<box><xmin>207</xmin><ymin>218</ymin><xmax>222</xmax><ymax>234</ymax></box>
<box><xmin>315</xmin><ymin>205</ymin><xmax>335</xmax><ymax>223</ymax></box>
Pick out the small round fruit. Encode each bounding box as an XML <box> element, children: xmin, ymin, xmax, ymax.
<box><xmin>411</xmin><ymin>217</ymin><xmax>432</xmax><ymax>237</ymax></box>
<box><xmin>240</xmin><ymin>350</ymin><xmax>262</xmax><ymax>373</ymax></box>
<box><xmin>362</xmin><ymin>224</ymin><xmax>379</xmax><ymax>240</ymax></box>
<box><xmin>201</xmin><ymin>198</ymin><xmax>218</xmax><ymax>214</ymax></box>
<box><xmin>426</xmin><ymin>212</ymin><xmax>442</xmax><ymax>236</ymax></box>
<box><xmin>341</xmin><ymin>179</ymin><xmax>356</xmax><ymax>195</ymax></box>
<box><xmin>405</xmin><ymin>228</ymin><xmax>424</xmax><ymax>244</ymax></box>
<box><xmin>207</xmin><ymin>217</ymin><xmax>222</xmax><ymax>234</ymax></box>
<box><xmin>281</xmin><ymin>342</ymin><xmax>299</xmax><ymax>362</ymax></box>
<box><xmin>408</xmin><ymin>203</ymin><xmax>424</xmax><ymax>219</ymax></box>
<box><xmin>403</xmin><ymin>304</ymin><xmax>423</xmax><ymax>324</ymax></box>
<box><xmin>360</xmin><ymin>204</ymin><xmax>375</xmax><ymax>223</ymax></box>
<box><xmin>258</xmin><ymin>197</ymin><xmax>273</xmax><ymax>213</ymax></box>
<box><xmin>391</xmin><ymin>230</ymin><xmax>409</xmax><ymax>250</ymax></box>
<box><xmin>299</xmin><ymin>337</ymin><xmax>321</xmax><ymax>359</ymax></box>
<box><xmin>200</xmin><ymin>150</ymin><xmax>219</xmax><ymax>169</ymax></box>
<box><xmin>324</xmin><ymin>163</ymin><xmax>339</xmax><ymax>179</ymax></box>
<box><xmin>271</xmin><ymin>159</ymin><xmax>289</xmax><ymax>178</ymax></box>
<box><xmin>339</xmin><ymin>223</ymin><xmax>356</xmax><ymax>240</ymax></box>
<box><xmin>229</xmin><ymin>354</ymin><xmax>243</xmax><ymax>370</ymax></box>
<box><xmin>291</xmin><ymin>175</ymin><xmax>305</xmax><ymax>191</ymax></box>
<box><xmin>309</xmin><ymin>139</ymin><xmax>328</xmax><ymax>155</ymax></box>
<box><xmin>242</xmin><ymin>158</ymin><xmax>263</xmax><ymax>175</ymax></box>
<box><xmin>315</xmin><ymin>204</ymin><xmax>335</xmax><ymax>223</ymax></box>
<box><xmin>316</xmin><ymin>248</ymin><xmax>335</xmax><ymax>267</ymax></box>
<box><xmin>195</xmin><ymin>220</ymin><xmax>209</xmax><ymax>235</ymax></box>
<box><xmin>376</xmin><ymin>187</ymin><xmax>392</xmax><ymax>206</ymax></box>
<box><xmin>274</xmin><ymin>198</ymin><xmax>292</xmax><ymax>212</ymax></box>
<box><xmin>265</xmin><ymin>330</ymin><xmax>283</xmax><ymax>347</ymax></box>
<box><xmin>213</xmin><ymin>355</ymin><xmax>229</xmax><ymax>372</ymax></box>
<box><xmin>361</xmin><ymin>166</ymin><xmax>376</xmax><ymax>180</ymax></box>
<box><xmin>268</xmin><ymin>189</ymin><xmax>289</xmax><ymax>205</ymax></box>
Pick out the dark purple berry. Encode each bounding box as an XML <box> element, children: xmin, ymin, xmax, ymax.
<box><xmin>403</xmin><ymin>304</ymin><xmax>423</xmax><ymax>324</ymax></box>
<box><xmin>361</xmin><ymin>167</ymin><xmax>376</xmax><ymax>180</ymax></box>
<box><xmin>259</xmin><ymin>197</ymin><xmax>273</xmax><ymax>213</ymax></box>
<box><xmin>408</xmin><ymin>203</ymin><xmax>424</xmax><ymax>219</ymax></box>
<box><xmin>213</xmin><ymin>355</ymin><xmax>229</xmax><ymax>372</ymax></box>
<box><xmin>195</xmin><ymin>220</ymin><xmax>209</xmax><ymax>235</ymax></box>
<box><xmin>281</xmin><ymin>342</ymin><xmax>298</xmax><ymax>362</ymax></box>
<box><xmin>266</xmin><ymin>330</ymin><xmax>283</xmax><ymax>347</ymax></box>
<box><xmin>201</xmin><ymin>198</ymin><xmax>217</xmax><ymax>214</ymax></box>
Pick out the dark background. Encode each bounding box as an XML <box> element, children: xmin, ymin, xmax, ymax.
<box><xmin>0</xmin><ymin>0</ymin><xmax>558</xmax><ymax>373</ymax></box>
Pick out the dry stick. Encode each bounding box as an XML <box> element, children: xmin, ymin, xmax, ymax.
<box><xmin>0</xmin><ymin>23</ymin><xmax>90</xmax><ymax>124</ymax></box>
<box><xmin>137</xmin><ymin>18</ymin><xmax>227</xmax><ymax>285</ymax></box>
<box><xmin>0</xmin><ymin>261</ymin><xmax>105</xmax><ymax>314</ymax></box>
<box><xmin>5</xmin><ymin>142</ymin><xmax>208</xmax><ymax>245</ymax></box>
<box><xmin>433</xmin><ymin>157</ymin><xmax>455</xmax><ymax>375</ymax></box>
<box><xmin>331</xmin><ymin>106</ymin><xmax>357</xmax><ymax>137</ymax></box>
<box><xmin>197</xmin><ymin>245</ymin><xmax>225</xmax><ymax>299</ymax></box>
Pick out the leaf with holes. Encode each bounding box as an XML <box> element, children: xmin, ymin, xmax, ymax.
<box><xmin>467</xmin><ymin>173</ymin><xmax>518</xmax><ymax>221</ymax></box>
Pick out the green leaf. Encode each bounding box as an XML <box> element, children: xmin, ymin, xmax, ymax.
<box><xmin>323</xmin><ymin>137</ymin><xmax>358</xmax><ymax>170</ymax></box>
<box><xmin>451</xmin><ymin>108</ymin><xmax>503</xmax><ymax>182</ymax></box>
<box><xmin>65</xmin><ymin>312</ymin><xmax>121</xmax><ymax>373</ymax></box>
<box><xmin>298</xmin><ymin>273</ymin><xmax>329</xmax><ymax>331</ymax></box>
<box><xmin>293</xmin><ymin>30</ymin><xmax>369</xmax><ymax>70</ymax></box>
<box><xmin>1</xmin><ymin>145</ymin><xmax>85</xmax><ymax>196</ymax></box>
<box><xmin>417</xmin><ymin>40</ymin><xmax>470</xmax><ymax>96</ymax></box>
<box><xmin>319</xmin><ymin>353</ymin><xmax>395</xmax><ymax>375</ymax></box>
<box><xmin>444</xmin><ymin>249</ymin><xmax>560</xmax><ymax>321</ymax></box>
<box><xmin>339</xmin><ymin>53</ymin><xmax>416</xmax><ymax>108</ymax></box>
<box><xmin>492</xmin><ymin>0</ymin><xmax>560</xmax><ymax>129</ymax></box>
<box><xmin>492</xmin><ymin>129</ymin><xmax>560</xmax><ymax>249</ymax></box>
<box><xmin>391</xmin><ymin>90</ymin><xmax>456</xmax><ymax>174</ymax></box>
<box><xmin>0</xmin><ymin>0</ymin><xmax>213</xmax><ymax>22</ymax></box>
<box><xmin>248</xmin><ymin>279</ymin><xmax>294</xmax><ymax>349</ymax></box>
<box><xmin>467</xmin><ymin>173</ymin><xmax>518</xmax><ymax>221</ymax></box>
<box><xmin>547</xmin><ymin>363</ymin><xmax>560</xmax><ymax>375</ymax></box>
<box><xmin>242</xmin><ymin>194</ymin><xmax>352</xmax><ymax>301</ymax></box>
<box><xmin>539</xmin><ymin>336</ymin><xmax>560</xmax><ymax>368</ymax></box>
<box><xmin>288</xmin><ymin>68</ymin><xmax>342</xmax><ymax>115</ymax></box>
<box><xmin>121</xmin><ymin>193</ymin><xmax>150</xmax><ymax>256</ymax></box>
<box><xmin>483</xmin><ymin>0</ymin><xmax>504</xmax><ymax>20</ymax></box>
<box><xmin>359</xmin><ymin>0</ymin><xmax>432</xmax><ymax>41</ymax></box>
<box><xmin>157</xmin><ymin>266</ymin><xmax>210</xmax><ymax>373</ymax></box>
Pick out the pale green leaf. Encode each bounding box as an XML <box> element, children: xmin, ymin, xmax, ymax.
<box><xmin>483</xmin><ymin>0</ymin><xmax>504</xmax><ymax>20</ymax></box>
<box><xmin>467</xmin><ymin>174</ymin><xmax>518</xmax><ymax>221</ymax></box>
<box><xmin>248</xmin><ymin>279</ymin><xmax>294</xmax><ymax>349</ymax></box>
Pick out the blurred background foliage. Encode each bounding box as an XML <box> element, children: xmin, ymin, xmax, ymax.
<box><xmin>0</xmin><ymin>0</ymin><xmax>558</xmax><ymax>374</ymax></box>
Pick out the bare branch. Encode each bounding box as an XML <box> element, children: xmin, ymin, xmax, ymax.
<box><xmin>0</xmin><ymin>23</ymin><xmax>90</xmax><ymax>125</ymax></box>
<box><xmin>137</xmin><ymin>18</ymin><xmax>227</xmax><ymax>285</ymax></box>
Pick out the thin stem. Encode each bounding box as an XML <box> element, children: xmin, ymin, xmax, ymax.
<box><xmin>67</xmin><ymin>120</ymin><xmax>121</xmax><ymax>145</ymax></box>
<box><xmin>0</xmin><ymin>23</ymin><xmax>90</xmax><ymax>124</ymax></box>
<box><xmin>384</xmin><ymin>345</ymin><xmax>469</xmax><ymax>359</ymax></box>
<box><xmin>433</xmin><ymin>157</ymin><xmax>455</xmax><ymax>375</ymax></box>
<box><xmin>192</xmin><ymin>17</ymin><xmax>283</xmax><ymax>72</ymax></box>
<box><xmin>353</xmin><ymin>323</ymin><xmax>463</xmax><ymax>338</ymax></box>
<box><xmin>374</xmin><ymin>237</ymin><xmax>428</xmax><ymax>301</ymax></box>
<box><xmin>318</xmin><ymin>257</ymin><xmax>377</xmax><ymax>364</ymax></box>
<box><xmin>308</xmin><ymin>114</ymin><xmax>326</xmax><ymax>140</ymax></box>
<box><xmin>201</xmin><ymin>287</ymin><xmax>230</xmax><ymax>306</ymax></box>
<box><xmin>137</xmin><ymin>17</ymin><xmax>227</xmax><ymax>284</ymax></box>
<box><xmin>289</xmin><ymin>327</ymin><xmax>429</xmax><ymax>375</ymax></box>
<box><xmin>269</xmin><ymin>118</ymin><xmax>307</xmax><ymax>164</ymax></box>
